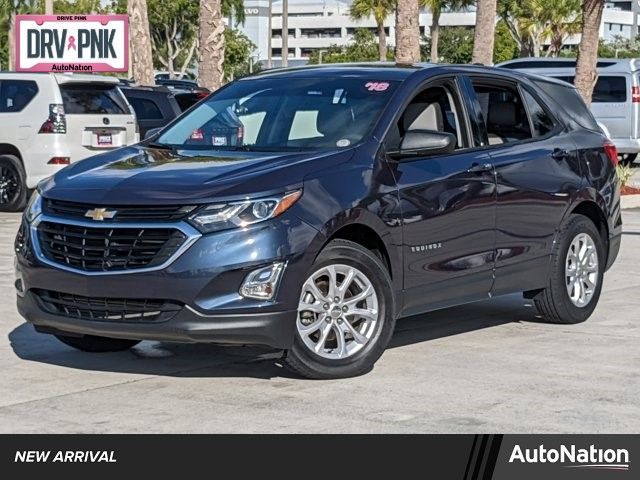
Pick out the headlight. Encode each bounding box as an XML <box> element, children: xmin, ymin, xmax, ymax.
<box><xmin>188</xmin><ymin>190</ymin><xmax>302</xmax><ymax>233</ymax></box>
<box><xmin>24</xmin><ymin>190</ymin><xmax>42</xmax><ymax>223</ymax></box>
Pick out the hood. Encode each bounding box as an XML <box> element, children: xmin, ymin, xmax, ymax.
<box><xmin>39</xmin><ymin>145</ymin><xmax>354</xmax><ymax>204</ymax></box>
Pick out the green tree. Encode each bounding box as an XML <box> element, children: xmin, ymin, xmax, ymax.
<box><xmin>498</xmin><ymin>0</ymin><xmax>581</xmax><ymax>57</ymax></box>
<box><xmin>148</xmin><ymin>0</ymin><xmax>198</xmax><ymax>78</ymax></box>
<box><xmin>223</xmin><ymin>28</ymin><xmax>258</xmax><ymax>81</ymax></box>
<box><xmin>349</xmin><ymin>0</ymin><xmax>394</xmax><ymax>62</ymax></box>
<box><xmin>421</xmin><ymin>26</ymin><xmax>474</xmax><ymax>63</ymax></box>
<box><xmin>493</xmin><ymin>19</ymin><xmax>519</xmax><ymax>62</ymax></box>
<box><xmin>308</xmin><ymin>29</ymin><xmax>389</xmax><ymax>64</ymax></box>
<box><xmin>422</xmin><ymin>0</ymin><xmax>474</xmax><ymax>63</ymax></box>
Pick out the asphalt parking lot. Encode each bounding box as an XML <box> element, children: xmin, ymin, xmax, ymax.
<box><xmin>0</xmin><ymin>210</ymin><xmax>638</xmax><ymax>434</ymax></box>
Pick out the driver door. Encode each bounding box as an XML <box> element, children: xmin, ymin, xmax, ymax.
<box><xmin>387</xmin><ymin>77</ymin><xmax>497</xmax><ymax>316</ymax></box>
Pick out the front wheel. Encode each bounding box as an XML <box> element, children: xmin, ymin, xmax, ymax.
<box><xmin>285</xmin><ymin>239</ymin><xmax>395</xmax><ymax>379</ymax></box>
<box><xmin>533</xmin><ymin>214</ymin><xmax>605</xmax><ymax>324</ymax></box>
<box><xmin>55</xmin><ymin>334</ymin><xmax>141</xmax><ymax>352</ymax></box>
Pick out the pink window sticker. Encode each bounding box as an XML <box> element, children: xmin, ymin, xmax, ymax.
<box><xmin>365</xmin><ymin>82</ymin><xmax>389</xmax><ymax>92</ymax></box>
<box><xmin>190</xmin><ymin>129</ymin><xmax>204</xmax><ymax>141</ymax></box>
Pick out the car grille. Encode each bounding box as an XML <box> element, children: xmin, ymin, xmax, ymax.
<box><xmin>34</xmin><ymin>289</ymin><xmax>183</xmax><ymax>323</ymax></box>
<box><xmin>43</xmin><ymin>198</ymin><xmax>197</xmax><ymax>222</ymax></box>
<box><xmin>37</xmin><ymin>221</ymin><xmax>187</xmax><ymax>272</ymax></box>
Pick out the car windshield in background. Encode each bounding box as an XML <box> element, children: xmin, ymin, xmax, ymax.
<box><xmin>157</xmin><ymin>77</ymin><xmax>399</xmax><ymax>151</ymax></box>
<box><xmin>60</xmin><ymin>84</ymin><xmax>130</xmax><ymax>115</ymax></box>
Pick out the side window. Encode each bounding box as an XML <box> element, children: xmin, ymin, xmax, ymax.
<box><xmin>389</xmin><ymin>84</ymin><xmax>465</xmax><ymax>151</ymax></box>
<box><xmin>522</xmin><ymin>90</ymin><xmax>555</xmax><ymax>137</ymax></box>
<box><xmin>553</xmin><ymin>75</ymin><xmax>626</xmax><ymax>103</ymax></box>
<box><xmin>471</xmin><ymin>81</ymin><xmax>532</xmax><ymax>145</ymax></box>
<box><xmin>128</xmin><ymin>97</ymin><xmax>164</xmax><ymax>120</ymax></box>
<box><xmin>0</xmin><ymin>80</ymin><xmax>38</xmax><ymax>112</ymax></box>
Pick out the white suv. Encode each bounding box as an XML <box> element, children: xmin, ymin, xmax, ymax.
<box><xmin>0</xmin><ymin>73</ymin><xmax>139</xmax><ymax>211</ymax></box>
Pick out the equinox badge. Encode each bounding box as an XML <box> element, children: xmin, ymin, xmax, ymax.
<box><xmin>84</xmin><ymin>208</ymin><xmax>117</xmax><ymax>221</ymax></box>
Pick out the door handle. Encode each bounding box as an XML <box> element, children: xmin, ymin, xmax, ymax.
<box><xmin>552</xmin><ymin>148</ymin><xmax>570</xmax><ymax>160</ymax></box>
<box><xmin>467</xmin><ymin>163</ymin><xmax>493</xmax><ymax>174</ymax></box>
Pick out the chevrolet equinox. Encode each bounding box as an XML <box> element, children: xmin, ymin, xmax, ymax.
<box><xmin>15</xmin><ymin>64</ymin><xmax>622</xmax><ymax>379</ymax></box>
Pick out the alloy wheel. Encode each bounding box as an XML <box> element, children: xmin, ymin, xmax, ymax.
<box><xmin>0</xmin><ymin>166</ymin><xmax>20</xmax><ymax>205</ymax></box>
<box><xmin>565</xmin><ymin>232</ymin><xmax>599</xmax><ymax>308</ymax></box>
<box><xmin>297</xmin><ymin>264</ymin><xmax>379</xmax><ymax>360</ymax></box>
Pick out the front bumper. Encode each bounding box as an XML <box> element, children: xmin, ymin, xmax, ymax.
<box><xmin>15</xmin><ymin>210</ymin><xmax>321</xmax><ymax>349</ymax></box>
<box><xmin>17</xmin><ymin>290</ymin><xmax>296</xmax><ymax>348</ymax></box>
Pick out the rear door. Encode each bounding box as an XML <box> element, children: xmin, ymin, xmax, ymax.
<box><xmin>57</xmin><ymin>80</ymin><xmax>137</xmax><ymax>159</ymax></box>
<box><xmin>464</xmin><ymin>75</ymin><xmax>582</xmax><ymax>296</ymax></box>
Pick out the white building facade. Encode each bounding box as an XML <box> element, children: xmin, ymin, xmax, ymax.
<box><xmin>238</xmin><ymin>0</ymin><xmax>640</xmax><ymax>66</ymax></box>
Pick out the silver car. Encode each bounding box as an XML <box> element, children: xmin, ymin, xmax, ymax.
<box><xmin>499</xmin><ymin>57</ymin><xmax>640</xmax><ymax>164</ymax></box>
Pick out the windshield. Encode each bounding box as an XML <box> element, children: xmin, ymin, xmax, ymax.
<box><xmin>156</xmin><ymin>77</ymin><xmax>399</xmax><ymax>151</ymax></box>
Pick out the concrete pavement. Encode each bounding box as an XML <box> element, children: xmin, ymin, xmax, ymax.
<box><xmin>0</xmin><ymin>211</ymin><xmax>638</xmax><ymax>433</ymax></box>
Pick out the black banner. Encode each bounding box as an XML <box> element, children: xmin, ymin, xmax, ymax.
<box><xmin>0</xmin><ymin>434</ymin><xmax>635</xmax><ymax>478</ymax></box>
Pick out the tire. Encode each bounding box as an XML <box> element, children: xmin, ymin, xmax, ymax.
<box><xmin>285</xmin><ymin>239</ymin><xmax>395</xmax><ymax>379</ymax></box>
<box><xmin>533</xmin><ymin>214</ymin><xmax>605</xmax><ymax>324</ymax></box>
<box><xmin>55</xmin><ymin>334</ymin><xmax>141</xmax><ymax>353</ymax></box>
<box><xmin>0</xmin><ymin>154</ymin><xmax>28</xmax><ymax>212</ymax></box>
<box><xmin>618</xmin><ymin>153</ymin><xmax>637</xmax><ymax>165</ymax></box>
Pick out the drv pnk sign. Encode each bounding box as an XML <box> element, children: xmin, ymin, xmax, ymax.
<box><xmin>15</xmin><ymin>15</ymin><xmax>128</xmax><ymax>72</ymax></box>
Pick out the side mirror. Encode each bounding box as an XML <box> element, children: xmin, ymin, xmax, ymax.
<box><xmin>144</xmin><ymin>127</ymin><xmax>162</xmax><ymax>140</ymax></box>
<box><xmin>388</xmin><ymin>130</ymin><xmax>456</xmax><ymax>159</ymax></box>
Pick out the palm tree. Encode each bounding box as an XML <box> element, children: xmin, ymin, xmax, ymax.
<box><xmin>423</xmin><ymin>0</ymin><xmax>473</xmax><ymax>63</ymax></box>
<box><xmin>350</xmin><ymin>0</ymin><xmax>394</xmax><ymax>62</ymax></box>
<box><xmin>396</xmin><ymin>0</ymin><xmax>421</xmax><ymax>64</ymax></box>
<box><xmin>472</xmin><ymin>0</ymin><xmax>497</xmax><ymax>65</ymax></box>
<box><xmin>499</xmin><ymin>0</ymin><xmax>581</xmax><ymax>58</ymax></box>
<box><xmin>198</xmin><ymin>0</ymin><xmax>225</xmax><ymax>91</ymax></box>
<box><xmin>542</xmin><ymin>0</ymin><xmax>582</xmax><ymax>57</ymax></box>
<box><xmin>575</xmin><ymin>0</ymin><xmax>605</xmax><ymax>104</ymax></box>
<box><xmin>128</xmin><ymin>0</ymin><xmax>155</xmax><ymax>85</ymax></box>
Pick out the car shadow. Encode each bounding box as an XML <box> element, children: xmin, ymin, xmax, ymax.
<box><xmin>8</xmin><ymin>293</ymin><xmax>541</xmax><ymax>379</ymax></box>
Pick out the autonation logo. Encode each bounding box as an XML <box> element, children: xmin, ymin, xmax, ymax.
<box><xmin>509</xmin><ymin>444</ymin><xmax>630</xmax><ymax>471</ymax></box>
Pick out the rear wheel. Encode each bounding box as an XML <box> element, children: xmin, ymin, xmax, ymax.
<box><xmin>55</xmin><ymin>334</ymin><xmax>140</xmax><ymax>353</ymax></box>
<box><xmin>0</xmin><ymin>154</ymin><xmax>27</xmax><ymax>212</ymax></box>
<box><xmin>533</xmin><ymin>214</ymin><xmax>605</xmax><ymax>324</ymax></box>
<box><xmin>285</xmin><ymin>239</ymin><xmax>395</xmax><ymax>379</ymax></box>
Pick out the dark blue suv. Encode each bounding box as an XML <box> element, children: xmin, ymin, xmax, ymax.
<box><xmin>15</xmin><ymin>64</ymin><xmax>622</xmax><ymax>379</ymax></box>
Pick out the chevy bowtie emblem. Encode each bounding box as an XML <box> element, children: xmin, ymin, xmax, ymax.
<box><xmin>84</xmin><ymin>208</ymin><xmax>117</xmax><ymax>221</ymax></box>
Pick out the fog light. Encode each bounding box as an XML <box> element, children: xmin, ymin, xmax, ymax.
<box><xmin>240</xmin><ymin>262</ymin><xmax>285</xmax><ymax>300</ymax></box>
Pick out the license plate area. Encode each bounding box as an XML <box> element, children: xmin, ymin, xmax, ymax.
<box><xmin>97</xmin><ymin>133</ymin><xmax>112</xmax><ymax>146</ymax></box>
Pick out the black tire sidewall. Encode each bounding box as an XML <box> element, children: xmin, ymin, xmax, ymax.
<box><xmin>0</xmin><ymin>155</ymin><xmax>28</xmax><ymax>212</ymax></box>
<box><xmin>288</xmin><ymin>240</ymin><xmax>395</xmax><ymax>378</ymax></box>
<box><xmin>549</xmin><ymin>215</ymin><xmax>606</xmax><ymax>323</ymax></box>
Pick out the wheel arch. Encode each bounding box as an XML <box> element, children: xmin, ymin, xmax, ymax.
<box><xmin>0</xmin><ymin>144</ymin><xmax>23</xmax><ymax>163</ymax></box>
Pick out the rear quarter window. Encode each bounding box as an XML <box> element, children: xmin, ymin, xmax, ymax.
<box><xmin>60</xmin><ymin>84</ymin><xmax>131</xmax><ymax>115</ymax></box>
<box><xmin>0</xmin><ymin>80</ymin><xmax>38</xmax><ymax>112</ymax></box>
<box><xmin>532</xmin><ymin>80</ymin><xmax>601</xmax><ymax>132</ymax></box>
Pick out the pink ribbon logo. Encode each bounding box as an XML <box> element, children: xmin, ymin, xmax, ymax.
<box><xmin>67</xmin><ymin>36</ymin><xmax>77</xmax><ymax>51</ymax></box>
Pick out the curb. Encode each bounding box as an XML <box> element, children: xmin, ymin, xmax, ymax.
<box><xmin>621</xmin><ymin>194</ymin><xmax>640</xmax><ymax>210</ymax></box>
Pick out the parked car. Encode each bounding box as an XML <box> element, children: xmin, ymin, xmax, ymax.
<box><xmin>0</xmin><ymin>73</ymin><xmax>138</xmax><ymax>211</ymax></box>
<box><xmin>498</xmin><ymin>57</ymin><xmax>640</xmax><ymax>164</ymax></box>
<box><xmin>121</xmin><ymin>86</ymin><xmax>209</xmax><ymax>138</ymax></box>
<box><xmin>15</xmin><ymin>65</ymin><xmax>621</xmax><ymax>379</ymax></box>
<box><xmin>120</xmin><ymin>86</ymin><xmax>182</xmax><ymax>138</ymax></box>
<box><xmin>156</xmin><ymin>78</ymin><xmax>207</xmax><ymax>94</ymax></box>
